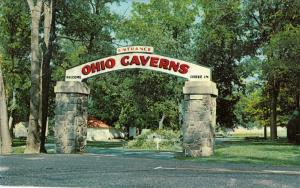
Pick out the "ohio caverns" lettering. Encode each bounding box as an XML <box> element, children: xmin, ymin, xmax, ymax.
<box><xmin>81</xmin><ymin>58</ymin><xmax>116</xmax><ymax>75</ymax></box>
<box><xmin>81</xmin><ymin>55</ymin><xmax>190</xmax><ymax>76</ymax></box>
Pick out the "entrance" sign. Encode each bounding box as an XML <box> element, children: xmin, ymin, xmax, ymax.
<box><xmin>65</xmin><ymin>46</ymin><xmax>211</xmax><ymax>81</ymax></box>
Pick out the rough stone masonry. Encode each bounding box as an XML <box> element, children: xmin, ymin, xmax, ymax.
<box><xmin>182</xmin><ymin>81</ymin><xmax>218</xmax><ymax>157</ymax></box>
<box><xmin>54</xmin><ymin>80</ymin><xmax>218</xmax><ymax>157</ymax></box>
<box><xmin>54</xmin><ymin>81</ymin><xmax>90</xmax><ymax>153</ymax></box>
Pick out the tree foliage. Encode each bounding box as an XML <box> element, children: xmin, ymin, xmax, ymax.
<box><xmin>196</xmin><ymin>0</ymin><xmax>244</xmax><ymax>128</ymax></box>
<box><xmin>232</xmin><ymin>0</ymin><xmax>300</xmax><ymax>138</ymax></box>
<box><xmin>0</xmin><ymin>0</ymin><xmax>31</xmax><ymax>124</ymax></box>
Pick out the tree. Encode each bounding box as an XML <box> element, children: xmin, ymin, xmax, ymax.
<box><xmin>25</xmin><ymin>0</ymin><xmax>55</xmax><ymax>153</ymax></box>
<box><xmin>264</xmin><ymin>25</ymin><xmax>300</xmax><ymax>138</ymax></box>
<box><xmin>57</xmin><ymin>0</ymin><xmax>119</xmax><ymax>60</ymax></box>
<box><xmin>243</xmin><ymin>0</ymin><xmax>300</xmax><ymax>139</ymax></box>
<box><xmin>0</xmin><ymin>54</ymin><xmax>12</xmax><ymax>154</ymax></box>
<box><xmin>25</xmin><ymin>0</ymin><xmax>43</xmax><ymax>153</ymax></box>
<box><xmin>40</xmin><ymin>0</ymin><xmax>54</xmax><ymax>153</ymax></box>
<box><xmin>0</xmin><ymin>0</ymin><xmax>31</xmax><ymax>138</ymax></box>
<box><xmin>196</xmin><ymin>0</ymin><xmax>244</xmax><ymax>128</ymax></box>
<box><xmin>235</xmin><ymin>80</ymin><xmax>270</xmax><ymax>138</ymax></box>
<box><xmin>265</xmin><ymin>25</ymin><xmax>300</xmax><ymax>105</ymax></box>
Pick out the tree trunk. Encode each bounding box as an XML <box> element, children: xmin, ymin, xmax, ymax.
<box><xmin>296</xmin><ymin>91</ymin><xmax>300</xmax><ymax>109</ymax></box>
<box><xmin>9</xmin><ymin>56</ymin><xmax>16</xmax><ymax>138</ymax></box>
<box><xmin>0</xmin><ymin>64</ymin><xmax>12</xmax><ymax>154</ymax></box>
<box><xmin>297</xmin><ymin>75</ymin><xmax>300</xmax><ymax>109</ymax></box>
<box><xmin>158</xmin><ymin>113</ymin><xmax>165</xmax><ymax>130</ymax></box>
<box><xmin>264</xmin><ymin>125</ymin><xmax>267</xmax><ymax>139</ymax></box>
<box><xmin>9</xmin><ymin>90</ymin><xmax>16</xmax><ymax>138</ymax></box>
<box><xmin>8</xmin><ymin>116</ymin><xmax>13</xmax><ymax>138</ymax></box>
<box><xmin>25</xmin><ymin>0</ymin><xmax>43</xmax><ymax>154</ymax></box>
<box><xmin>270</xmin><ymin>79</ymin><xmax>279</xmax><ymax>140</ymax></box>
<box><xmin>0</xmin><ymin>133</ymin><xmax>2</xmax><ymax>155</ymax></box>
<box><xmin>40</xmin><ymin>0</ymin><xmax>54</xmax><ymax>153</ymax></box>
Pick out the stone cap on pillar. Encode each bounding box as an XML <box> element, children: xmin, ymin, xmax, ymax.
<box><xmin>183</xmin><ymin>81</ymin><xmax>218</xmax><ymax>96</ymax></box>
<box><xmin>54</xmin><ymin>81</ymin><xmax>90</xmax><ymax>95</ymax></box>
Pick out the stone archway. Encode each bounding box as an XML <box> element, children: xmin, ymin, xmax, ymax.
<box><xmin>54</xmin><ymin>46</ymin><xmax>218</xmax><ymax>157</ymax></box>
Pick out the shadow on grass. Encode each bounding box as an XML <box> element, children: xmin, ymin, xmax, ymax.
<box><xmin>12</xmin><ymin>138</ymin><xmax>26</xmax><ymax>147</ymax></box>
<box><xmin>87</xmin><ymin>140</ymin><xmax>126</xmax><ymax>148</ymax></box>
<box><xmin>220</xmin><ymin>137</ymin><xmax>291</xmax><ymax>146</ymax></box>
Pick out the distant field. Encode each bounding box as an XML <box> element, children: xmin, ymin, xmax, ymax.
<box><xmin>227</xmin><ymin>127</ymin><xmax>287</xmax><ymax>138</ymax></box>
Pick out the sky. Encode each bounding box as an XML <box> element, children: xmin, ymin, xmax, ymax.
<box><xmin>108</xmin><ymin>0</ymin><xmax>149</xmax><ymax>47</ymax></box>
<box><xmin>109</xmin><ymin>0</ymin><xmax>149</xmax><ymax>17</ymax></box>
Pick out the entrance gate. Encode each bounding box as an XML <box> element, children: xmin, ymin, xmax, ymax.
<box><xmin>54</xmin><ymin>46</ymin><xmax>218</xmax><ymax>157</ymax></box>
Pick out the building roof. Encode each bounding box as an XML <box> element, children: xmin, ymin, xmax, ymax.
<box><xmin>87</xmin><ymin>117</ymin><xmax>111</xmax><ymax>129</ymax></box>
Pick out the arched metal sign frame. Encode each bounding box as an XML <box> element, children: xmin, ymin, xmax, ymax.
<box><xmin>65</xmin><ymin>53</ymin><xmax>211</xmax><ymax>82</ymax></box>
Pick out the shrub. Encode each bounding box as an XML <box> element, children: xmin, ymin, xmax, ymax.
<box><xmin>126</xmin><ymin>129</ymin><xmax>182</xmax><ymax>151</ymax></box>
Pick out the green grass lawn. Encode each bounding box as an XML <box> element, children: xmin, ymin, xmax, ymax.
<box><xmin>11</xmin><ymin>137</ymin><xmax>300</xmax><ymax>167</ymax></box>
<box><xmin>11</xmin><ymin>138</ymin><xmax>26</xmax><ymax>153</ymax></box>
<box><xmin>12</xmin><ymin>138</ymin><xmax>27</xmax><ymax>147</ymax></box>
<box><xmin>190</xmin><ymin>138</ymin><xmax>300</xmax><ymax>166</ymax></box>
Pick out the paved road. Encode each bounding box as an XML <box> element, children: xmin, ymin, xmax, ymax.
<box><xmin>1</xmin><ymin>151</ymin><xmax>300</xmax><ymax>188</ymax></box>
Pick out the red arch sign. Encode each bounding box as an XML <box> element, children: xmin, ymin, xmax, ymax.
<box><xmin>65</xmin><ymin>46</ymin><xmax>211</xmax><ymax>81</ymax></box>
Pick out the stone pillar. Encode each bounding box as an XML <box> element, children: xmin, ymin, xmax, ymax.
<box><xmin>182</xmin><ymin>81</ymin><xmax>218</xmax><ymax>157</ymax></box>
<box><xmin>54</xmin><ymin>81</ymin><xmax>90</xmax><ymax>153</ymax></box>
